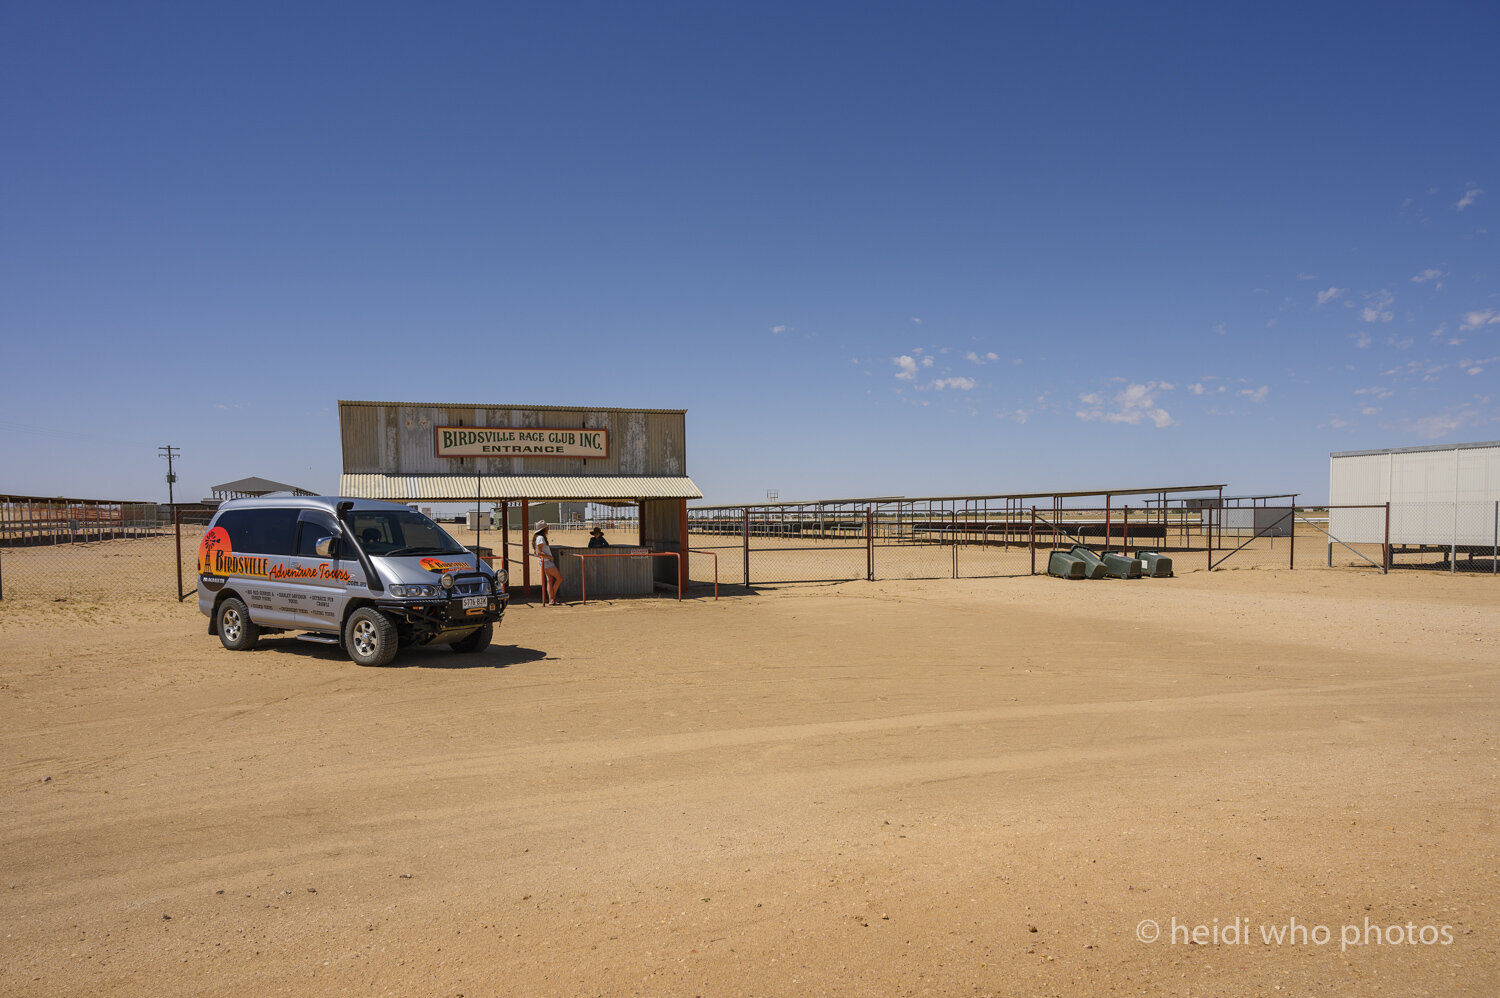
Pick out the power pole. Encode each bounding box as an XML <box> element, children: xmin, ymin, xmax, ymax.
<box><xmin>159</xmin><ymin>445</ymin><xmax>180</xmax><ymax>509</ymax></box>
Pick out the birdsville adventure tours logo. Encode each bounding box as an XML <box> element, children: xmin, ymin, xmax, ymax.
<box><xmin>197</xmin><ymin>527</ymin><xmax>350</xmax><ymax>583</ymax></box>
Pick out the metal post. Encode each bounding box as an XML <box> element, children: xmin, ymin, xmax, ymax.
<box><xmin>500</xmin><ymin>501</ymin><xmax>509</xmax><ymax>576</ymax></box>
<box><xmin>1452</xmin><ymin>448</ymin><xmax>1460</xmax><ymax>574</ymax></box>
<box><xmin>1206</xmin><ymin>505</ymin><xmax>1214</xmax><ymax>572</ymax></box>
<box><xmin>864</xmin><ymin>510</ymin><xmax>876</xmax><ymax>579</ymax></box>
<box><xmin>1029</xmin><ymin>507</ymin><xmax>1037</xmax><ymax>575</ymax></box>
<box><xmin>174</xmin><ymin>508</ymin><xmax>184</xmax><ymax>601</ymax></box>
<box><xmin>1383</xmin><ymin>502</ymin><xmax>1391</xmax><ymax>574</ymax></box>
<box><xmin>521</xmin><ymin>498</ymin><xmax>531</xmax><ymax>599</ymax></box>
<box><xmin>1493</xmin><ymin>500</ymin><xmax>1497</xmax><ymax>575</ymax></box>
<box><xmin>678</xmin><ymin>499</ymin><xmax>689</xmax><ymax>593</ymax></box>
<box><xmin>742</xmin><ymin>507</ymin><xmax>750</xmax><ymax>587</ymax></box>
<box><xmin>1289</xmin><ymin>506</ymin><xmax>1296</xmax><ymax>570</ymax></box>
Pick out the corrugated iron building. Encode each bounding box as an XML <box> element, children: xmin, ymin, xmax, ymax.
<box><xmin>337</xmin><ymin>401</ymin><xmax>702</xmax><ymax>595</ymax></box>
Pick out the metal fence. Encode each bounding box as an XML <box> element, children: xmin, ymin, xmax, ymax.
<box><xmin>4</xmin><ymin>495</ymin><xmax>1497</xmax><ymax>602</ymax></box>
<box><xmin>686</xmin><ymin>499</ymin><xmax>1500</xmax><ymax>585</ymax></box>
<box><xmin>0</xmin><ymin>495</ymin><xmax>177</xmax><ymax>600</ymax></box>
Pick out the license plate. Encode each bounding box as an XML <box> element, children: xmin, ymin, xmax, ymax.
<box><xmin>462</xmin><ymin>596</ymin><xmax>487</xmax><ymax>610</ymax></box>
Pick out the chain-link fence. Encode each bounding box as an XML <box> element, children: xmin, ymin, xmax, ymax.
<box><xmin>686</xmin><ymin>497</ymin><xmax>1500</xmax><ymax>585</ymax></box>
<box><xmin>7</xmin><ymin>494</ymin><xmax>1497</xmax><ymax>603</ymax></box>
<box><xmin>0</xmin><ymin>495</ymin><xmax>179</xmax><ymax>601</ymax></box>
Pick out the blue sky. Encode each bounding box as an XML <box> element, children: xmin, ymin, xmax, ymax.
<box><xmin>2</xmin><ymin>1</ymin><xmax>1496</xmax><ymax>506</ymax></box>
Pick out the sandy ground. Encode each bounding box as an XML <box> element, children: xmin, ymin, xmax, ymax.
<box><xmin>2</xmin><ymin>563</ymin><xmax>1497</xmax><ymax>996</ymax></box>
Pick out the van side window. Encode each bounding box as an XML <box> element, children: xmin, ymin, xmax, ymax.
<box><xmin>295</xmin><ymin>522</ymin><xmax>331</xmax><ymax>557</ymax></box>
<box><xmin>214</xmin><ymin>508</ymin><xmax>299</xmax><ymax>556</ymax></box>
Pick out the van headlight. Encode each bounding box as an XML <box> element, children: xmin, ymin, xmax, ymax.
<box><xmin>389</xmin><ymin>584</ymin><xmax>441</xmax><ymax>598</ymax></box>
<box><xmin>495</xmin><ymin>569</ymin><xmax>508</xmax><ymax>589</ymax></box>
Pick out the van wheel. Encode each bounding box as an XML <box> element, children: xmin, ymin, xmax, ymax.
<box><xmin>450</xmin><ymin>623</ymin><xmax>492</xmax><ymax>654</ymax></box>
<box><xmin>345</xmin><ymin>608</ymin><xmax>398</xmax><ymax>667</ymax></box>
<box><xmin>217</xmin><ymin>598</ymin><xmax>260</xmax><ymax>651</ymax></box>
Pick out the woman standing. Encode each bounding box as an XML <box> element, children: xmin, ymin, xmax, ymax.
<box><xmin>533</xmin><ymin>520</ymin><xmax>562</xmax><ymax>606</ymax></box>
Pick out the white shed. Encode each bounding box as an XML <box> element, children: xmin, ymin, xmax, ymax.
<box><xmin>1329</xmin><ymin>441</ymin><xmax>1500</xmax><ymax>549</ymax></box>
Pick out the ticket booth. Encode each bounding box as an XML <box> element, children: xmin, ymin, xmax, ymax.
<box><xmin>337</xmin><ymin>401</ymin><xmax>702</xmax><ymax>599</ymax></box>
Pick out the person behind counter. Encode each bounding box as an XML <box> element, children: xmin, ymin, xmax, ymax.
<box><xmin>533</xmin><ymin>520</ymin><xmax>563</xmax><ymax>606</ymax></box>
<box><xmin>588</xmin><ymin>526</ymin><xmax>610</xmax><ymax>549</ymax></box>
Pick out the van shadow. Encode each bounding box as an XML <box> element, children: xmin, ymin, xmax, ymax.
<box><xmin>399</xmin><ymin>644</ymin><xmax>548</xmax><ymax>670</ymax></box>
<box><xmin>247</xmin><ymin>638</ymin><xmax>547</xmax><ymax>670</ymax></box>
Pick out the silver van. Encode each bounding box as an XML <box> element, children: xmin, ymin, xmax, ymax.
<box><xmin>198</xmin><ymin>496</ymin><xmax>507</xmax><ymax>666</ymax></box>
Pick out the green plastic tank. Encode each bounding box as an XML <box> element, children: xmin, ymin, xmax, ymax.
<box><xmin>1100</xmin><ymin>552</ymin><xmax>1143</xmax><ymax>579</ymax></box>
<box><xmin>1048</xmin><ymin>550</ymin><xmax>1087</xmax><ymax>579</ymax></box>
<box><xmin>1136</xmin><ymin>551</ymin><xmax>1174</xmax><ymax>577</ymax></box>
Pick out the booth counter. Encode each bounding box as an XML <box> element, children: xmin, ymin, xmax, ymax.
<box><xmin>552</xmin><ymin>546</ymin><xmax>654</xmax><ymax>599</ymax></box>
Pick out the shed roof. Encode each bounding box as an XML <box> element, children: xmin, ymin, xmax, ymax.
<box><xmin>339</xmin><ymin>474</ymin><xmax>702</xmax><ymax>503</ymax></box>
<box><xmin>1331</xmin><ymin>440</ymin><xmax>1500</xmax><ymax>459</ymax></box>
<box><xmin>211</xmin><ymin>476</ymin><xmax>316</xmax><ymax>496</ymax></box>
<box><xmin>338</xmin><ymin>399</ymin><xmax>688</xmax><ymax>415</ymax></box>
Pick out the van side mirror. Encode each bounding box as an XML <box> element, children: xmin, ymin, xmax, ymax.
<box><xmin>315</xmin><ymin>536</ymin><xmax>340</xmax><ymax>558</ymax></box>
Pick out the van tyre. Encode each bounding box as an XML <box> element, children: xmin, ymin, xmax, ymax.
<box><xmin>345</xmin><ymin>608</ymin><xmax>398</xmax><ymax>667</ymax></box>
<box><xmin>217</xmin><ymin>597</ymin><xmax>260</xmax><ymax>651</ymax></box>
<box><xmin>449</xmin><ymin>622</ymin><xmax>492</xmax><ymax>654</ymax></box>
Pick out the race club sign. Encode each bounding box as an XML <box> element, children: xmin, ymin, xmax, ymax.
<box><xmin>435</xmin><ymin>426</ymin><xmax>609</xmax><ymax>459</ymax></box>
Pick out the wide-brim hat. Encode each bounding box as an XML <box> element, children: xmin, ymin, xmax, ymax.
<box><xmin>533</xmin><ymin>520</ymin><xmax>547</xmax><ymax>531</ymax></box>
<box><xmin>589</xmin><ymin>527</ymin><xmax>603</xmax><ymax>535</ymax></box>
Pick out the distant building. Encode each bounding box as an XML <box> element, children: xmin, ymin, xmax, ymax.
<box><xmin>207</xmin><ymin>477</ymin><xmax>317</xmax><ymax>501</ymax></box>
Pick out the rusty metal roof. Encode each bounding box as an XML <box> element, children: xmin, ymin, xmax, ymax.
<box><xmin>338</xmin><ymin>399</ymin><xmax>688</xmax><ymax>414</ymax></box>
<box><xmin>339</xmin><ymin>474</ymin><xmax>703</xmax><ymax>502</ymax></box>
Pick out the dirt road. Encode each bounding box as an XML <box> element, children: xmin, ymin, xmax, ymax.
<box><xmin>2</xmin><ymin>569</ymin><xmax>1496</xmax><ymax>995</ymax></box>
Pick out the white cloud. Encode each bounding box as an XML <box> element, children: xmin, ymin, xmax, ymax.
<box><xmin>1075</xmin><ymin>381</ymin><xmax>1175</xmax><ymax>428</ymax></box>
<box><xmin>921</xmin><ymin>355</ymin><xmax>934</xmax><ymax>368</ymax></box>
<box><xmin>1455</xmin><ymin>186</ymin><xmax>1483</xmax><ymax>210</ymax></box>
<box><xmin>1297</xmin><ymin>273</ymin><xmax>1318</xmax><ymax>281</ymax></box>
<box><xmin>1361</xmin><ymin>290</ymin><xmax>1395</xmax><ymax>323</ymax></box>
<box><xmin>1316</xmin><ymin>287</ymin><xmax>1346</xmax><ymax>306</ymax></box>
<box><xmin>932</xmin><ymin>377</ymin><xmax>976</xmax><ymax>391</ymax></box>
<box><xmin>893</xmin><ymin>356</ymin><xmax>918</xmax><ymax>380</ymax></box>
<box><xmin>1188</xmin><ymin>383</ymin><xmax>1205</xmax><ymax>395</ymax></box>
<box><xmin>1212</xmin><ymin>322</ymin><xmax>1227</xmax><ymax>336</ymax></box>
<box><xmin>1408</xmin><ymin>406</ymin><xmax>1486</xmax><ymax>439</ymax></box>
<box><xmin>1239</xmin><ymin>386</ymin><xmax>1269</xmax><ymax>403</ymax></box>
<box><xmin>1460</xmin><ymin>309</ymin><xmax>1499</xmax><ymax>330</ymax></box>
<box><xmin>1360</xmin><ymin>406</ymin><xmax>1378</xmax><ymax>416</ymax></box>
<box><xmin>1327</xmin><ymin>417</ymin><xmax>1353</xmax><ymax>428</ymax></box>
<box><xmin>1355</xmin><ymin>333</ymin><xmax>1372</xmax><ymax>348</ymax></box>
<box><xmin>911</xmin><ymin>317</ymin><xmax>923</xmax><ymax>324</ymax></box>
<box><xmin>1410</xmin><ymin>269</ymin><xmax>1445</xmax><ymax>285</ymax></box>
<box><xmin>771</xmin><ymin>324</ymin><xmax>791</xmax><ymax>335</ymax></box>
<box><xmin>1387</xmin><ymin>335</ymin><xmax>1414</xmax><ymax>350</ymax></box>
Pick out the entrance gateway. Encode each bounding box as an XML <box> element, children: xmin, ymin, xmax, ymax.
<box><xmin>337</xmin><ymin>401</ymin><xmax>703</xmax><ymax>600</ymax></box>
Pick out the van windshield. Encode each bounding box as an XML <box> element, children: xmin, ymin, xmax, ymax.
<box><xmin>347</xmin><ymin>509</ymin><xmax>469</xmax><ymax>557</ymax></box>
